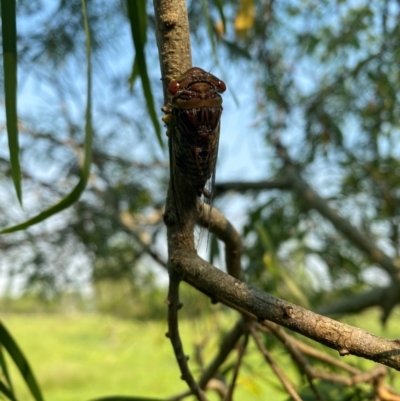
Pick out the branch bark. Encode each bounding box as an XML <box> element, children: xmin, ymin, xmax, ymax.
<box><xmin>197</xmin><ymin>203</ymin><xmax>243</xmax><ymax>280</ymax></box>
<box><xmin>154</xmin><ymin>1</ymin><xmax>206</xmax><ymax>398</ymax></box>
<box><xmin>174</xmin><ymin>251</ymin><xmax>400</xmax><ymax>371</ymax></box>
<box><xmin>153</xmin><ymin>0</ymin><xmax>192</xmax><ymax>101</ymax></box>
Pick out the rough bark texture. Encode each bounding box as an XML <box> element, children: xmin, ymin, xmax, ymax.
<box><xmin>154</xmin><ymin>0</ymin><xmax>192</xmax><ymax>102</ymax></box>
<box><xmin>175</xmin><ymin>250</ymin><xmax>400</xmax><ymax>371</ymax></box>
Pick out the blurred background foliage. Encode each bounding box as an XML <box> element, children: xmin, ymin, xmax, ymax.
<box><xmin>0</xmin><ymin>0</ymin><xmax>399</xmax><ymax>322</ymax></box>
<box><xmin>1</xmin><ymin>0</ymin><xmax>400</xmax><ymax>400</ymax></box>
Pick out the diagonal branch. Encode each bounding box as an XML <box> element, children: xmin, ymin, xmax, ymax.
<box><xmin>174</xmin><ymin>251</ymin><xmax>400</xmax><ymax>371</ymax></box>
<box><xmin>283</xmin><ymin>165</ymin><xmax>399</xmax><ymax>278</ymax></box>
<box><xmin>248</xmin><ymin>324</ymin><xmax>303</xmax><ymax>401</ymax></box>
<box><xmin>225</xmin><ymin>332</ymin><xmax>249</xmax><ymax>401</ymax></box>
<box><xmin>261</xmin><ymin>321</ymin><xmax>388</xmax><ymax>386</ymax></box>
<box><xmin>216</xmin><ymin>140</ymin><xmax>400</xmax><ymax>280</ymax></box>
<box><xmin>315</xmin><ymin>287</ymin><xmax>386</xmax><ymax>316</ymax></box>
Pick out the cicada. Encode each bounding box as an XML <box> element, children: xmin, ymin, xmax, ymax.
<box><xmin>164</xmin><ymin>67</ymin><xmax>226</xmax><ymax>236</ymax></box>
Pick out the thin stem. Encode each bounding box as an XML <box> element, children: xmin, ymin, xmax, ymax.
<box><xmin>249</xmin><ymin>324</ymin><xmax>303</xmax><ymax>401</ymax></box>
<box><xmin>167</xmin><ymin>271</ymin><xmax>208</xmax><ymax>401</ymax></box>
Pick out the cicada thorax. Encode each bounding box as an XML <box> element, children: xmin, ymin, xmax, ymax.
<box><xmin>168</xmin><ymin>67</ymin><xmax>226</xmax><ymax>200</ymax></box>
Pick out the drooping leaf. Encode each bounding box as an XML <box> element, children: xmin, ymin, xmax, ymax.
<box><xmin>1</xmin><ymin>0</ymin><xmax>22</xmax><ymax>205</ymax></box>
<box><xmin>214</xmin><ymin>0</ymin><xmax>226</xmax><ymax>36</ymax></box>
<box><xmin>201</xmin><ymin>0</ymin><xmax>217</xmax><ymax>59</ymax></box>
<box><xmin>0</xmin><ymin>0</ymin><xmax>93</xmax><ymax>235</ymax></box>
<box><xmin>0</xmin><ymin>345</ymin><xmax>14</xmax><ymax>396</ymax></box>
<box><xmin>0</xmin><ymin>381</ymin><xmax>18</xmax><ymax>401</ymax></box>
<box><xmin>0</xmin><ymin>322</ymin><xmax>44</xmax><ymax>401</ymax></box>
<box><xmin>128</xmin><ymin>56</ymin><xmax>139</xmax><ymax>91</ymax></box>
<box><xmin>126</xmin><ymin>0</ymin><xmax>163</xmax><ymax>149</ymax></box>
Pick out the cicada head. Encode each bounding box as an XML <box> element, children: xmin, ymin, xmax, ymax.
<box><xmin>168</xmin><ymin>67</ymin><xmax>226</xmax><ymax>109</ymax></box>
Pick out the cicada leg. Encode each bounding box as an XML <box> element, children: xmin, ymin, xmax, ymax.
<box><xmin>162</xmin><ymin>112</ymin><xmax>172</xmax><ymax>137</ymax></box>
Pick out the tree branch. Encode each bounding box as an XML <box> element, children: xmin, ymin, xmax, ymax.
<box><xmin>283</xmin><ymin>165</ymin><xmax>399</xmax><ymax>278</ymax></box>
<box><xmin>197</xmin><ymin>203</ymin><xmax>243</xmax><ymax>280</ymax></box>
<box><xmin>215</xmin><ymin>175</ymin><xmax>291</xmax><ymax>195</ymax></box>
<box><xmin>215</xmin><ymin>140</ymin><xmax>400</xmax><ymax>280</ymax></box>
<box><xmin>169</xmin><ymin>318</ymin><xmax>245</xmax><ymax>401</ymax></box>
<box><xmin>261</xmin><ymin>321</ymin><xmax>389</xmax><ymax>388</ymax></box>
<box><xmin>153</xmin><ymin>0</ymin><xmax>192</xmax><ymax>100</ymax></box>
<box><xmin>225</xmin><ymin>332</ymin><xmax>248</xmax><ymax>401</ymax></box>
<box><xmin>154</xmin><ymin>0</ymin><xmax>205</xmax><ymax>397</ymax></box>
<box><xmin>174</xmin><ymin>251</ymin><xmax>400</xmax><ymax>371</ymax></box>
<box><xmin>316</xmin><ymin>287</ymin><xmax>386</xmax><ymax>316</ymax></box>
<box><xmin>248</xmin><ymin>324</ymin><xmax>303</xmax><ymax>401</ymax></box>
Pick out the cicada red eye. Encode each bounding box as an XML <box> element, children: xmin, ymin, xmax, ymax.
<box><xmin>168</xmin><ymin>80</ymin><xmax>180</xmax><ymax>95</ymax></box>
<box><xmin>217</xmin><ymin>80</ymin><xmax>226</xmax><ymax>93</ymax></box>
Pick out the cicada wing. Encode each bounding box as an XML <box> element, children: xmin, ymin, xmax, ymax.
<box><xmin>169</xmin><ymin>114</ymin><xmax>185</xmax><ymax>229</ymax></box>
<box><xmin>168</xmin><ymin>128</ymin><xmax>177</xmax><ymax>222</ymax></box>
<box><xmin>169</xmin><ymin>114</ymin><xmax>200</xmax><ymax>243</ymax></box>
<box><xmin>198</xmin><ymin>120</ymin><xmax>220</xmax><ymax>248</ymax></box>
<box><xmin>203</xmin><ymin>119</ymin><xmax>220</xmax><ymax>207</ymax></box>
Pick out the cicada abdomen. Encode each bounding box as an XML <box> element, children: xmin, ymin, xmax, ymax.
<box><xmin>165</xmin><ymin>67</ymin><xmax>226</xmax><ymax>236</ymax></box>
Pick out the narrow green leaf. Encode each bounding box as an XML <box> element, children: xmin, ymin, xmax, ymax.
<box><xmin>201</xmin><ymin>1</ymin><xmax>239</xmax><ymax>107</ymax></box>
<box><xmin>126</xmin><ymin>0</ymin><xmax>164</xmax><ymax>149</ymax></box>
<box><xmin>1</xmin><ymin>0</ymin><xmax>22</xmax><ymax>205</ymax></box>
<box><xmin>214</xmin><ymin>0</ymin><xmax>226</xmax><ymax>33</ymax></box>
<box><xmin>0</xmin><ymin>381</ymin><xmax>18</xmax><ymax>401</ymax></box>
<box><xmin>128</xmin><ymin>56</ymin><xmax>139</xmax><ymax>91</ymax></box>
<box><xmin>201</xmin><ymin>0</ymin><xmax>218</xmax><ymax>59</ymax></box>
<box><xmin>0</xmin><ymin>346</ymin><xmax>14</xmax><ymax>395</ymax></box>
<box><xmin>0</xmin><ymin>0</ymin><xmax>93</xmax><ymax>235</ymax></box>
<box><xmin>0</xmin><ymin>322</ymin><xmax>44</xmax><ymax>401</ymax></box>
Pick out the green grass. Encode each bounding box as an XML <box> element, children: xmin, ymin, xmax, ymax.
<box><xmin>2</xmin><ymin>313</ymin><xmax>188</xmax><ymax>401</ymax></box>
<box><xmin>0</xmin><ymin>312</ymin><xmax>275</xmax><ymax>401</ymax></box>
<box><xmin>1</xmin><ymin>308</ymin><xmax>400</xmax><ymax>401</ymax></box>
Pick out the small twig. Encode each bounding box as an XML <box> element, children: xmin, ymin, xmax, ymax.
<box><xmin>277</xmin><ymin>330</ymin><xmax>360</xmax><ymax>375</ymax></box>
<box><xmin>375</xmin><ymin>375</ymin><xmax>400</xmax><ymax>401</ymax></box>
<box><xmin>199</xmin><ymin>319</ymin><xmax>245</xmax><ymax>389</ymax></box>
<box><xmin>169</xmin><ymin>319</ymin><xmax>245</xmax><ymax>401</ymax></box>
<box><xmin>197</xmin><ymin>202</ymin><xmax>243</xmax><ymax>279</ymax></box>
<box><xmin>248</xmin><ymin>324</ymin><xmax>304</xmax><ymax>401</ymax></box>
<box><xmin>205</xmin><ymin>378</ymin><xmax>227</xmax><ymax>400</ymax></box>
<box><xmin>256</xmin><ymin>323</ymin><xmax>360</xmax><ymax>375</ymax></box>
<box><xmin>316</xmin><ymin>287</ymin><xmax>387</xmax><ymax>316</ymax></box>
<box><xmin>215</xmin><ymin>175</ymin><xmax>291</xmax><ymax>195</ymax></box>
<box><xmin>167</xmin><ymin>271</ymin><xmax>208</xmax><ymax>401</ymax></box>
<box><xmin>224</xmin><ymin>332</ymin><xmax>249</xmax><ymax>401</ymax></box>
<box><xmin>262</xmin><ymin>321</ymin><xmax>394</xmax><ymax>390</ymax></box>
